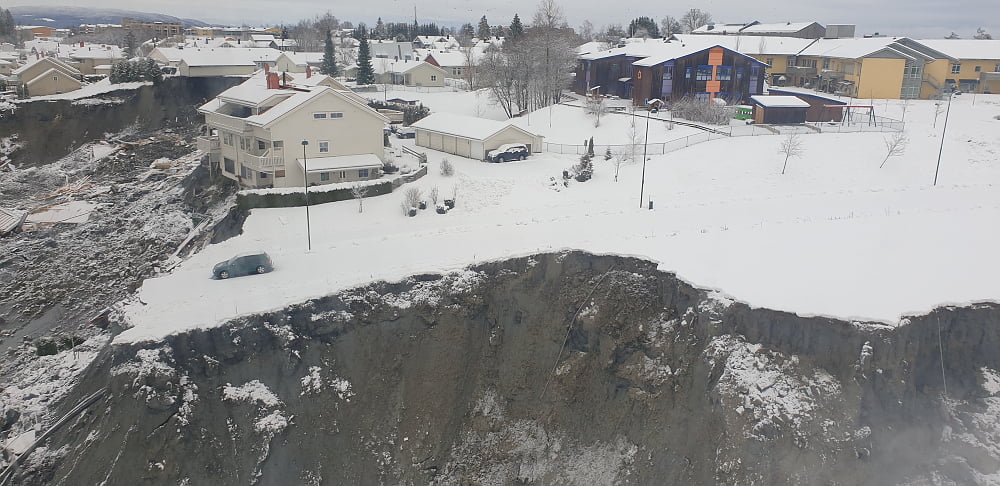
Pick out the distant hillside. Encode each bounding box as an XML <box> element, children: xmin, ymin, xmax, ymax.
<box><xmin>9</xmin><ymin>6</ymin><xmax>207</xmax><ymax>28</ymax></box>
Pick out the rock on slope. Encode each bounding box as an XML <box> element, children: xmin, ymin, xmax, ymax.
<box><xmin>17</xmin><ymin>251</ymin><xmax>1000</xmax><ymax>485</ymax></box>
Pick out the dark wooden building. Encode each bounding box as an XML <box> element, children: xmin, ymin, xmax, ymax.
<box><xmin>575</xmin><ymin>43</ymin><xmax>768</xmax><ymax>107</ymax></box>
<box><xmin>766</xmin><ymin>88</ymin><xmax>846</xmax><ymax>122</ymax></box>
<box><xmin>749</xmin><ymin>95</ymin><xmax>810</xmax><ymax>124</ymax></box>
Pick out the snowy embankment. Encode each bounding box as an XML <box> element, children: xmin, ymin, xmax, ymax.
<box><xmin>118</xmin><ymin>93</ymin><xmax>1000</xmax><ymax>343</ymax></box>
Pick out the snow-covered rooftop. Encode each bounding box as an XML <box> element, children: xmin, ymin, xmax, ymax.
<box><xmin>373</xmin><ymin>59</ymin><xmax>441</xmax><ymax>75</ymax></box>
<box><xmin>741</xmin><ymin>22</ymin><xmax>820</xmax><ymax>34</ymax></box>
<box><xmin>179</xmin><ymin>47</ymin><xmax>283</xmax><ymax>67</ymax></box>
<box><xmin>298</xmin><ymin>153</ymin><xmax>383</xmax><ymax>172</ymax></box>
<box><xmin>750</xmin><ymin>95</ymin><xmax>810</xmax><ymax>108</ymax></box>
<box><xmin>410</xmin><ymin>112</ymin><xmax>537</xmax><ymax>140</ymax></box>
<box><xmin>916</xmin><ymin>39</ymin><xmax>1000</xmax><ymax>60</ymax></box>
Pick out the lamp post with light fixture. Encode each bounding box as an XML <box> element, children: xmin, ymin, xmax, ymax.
<box><xmin>301</xmin><ymin>140</ymin><xmax>312</xmax><ymax>250</ymax></box>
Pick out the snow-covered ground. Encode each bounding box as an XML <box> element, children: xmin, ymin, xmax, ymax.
<box><xmin>118</xmin><ymin>93</ymin><xmax>1000</xmax><ymax>343</ymax></box>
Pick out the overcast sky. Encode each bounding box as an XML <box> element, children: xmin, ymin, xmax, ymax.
<box><xmin>17</xmin><ymin>0</ymin><xmax>1000</xmax><ymax>39</ymax></box>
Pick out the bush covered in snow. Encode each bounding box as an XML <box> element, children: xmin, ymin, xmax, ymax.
<box><xmin>109</xmin><ymin>58</ymin><xmax>163</xmax><ymax>85</ymax></box>
<box><xmin>670</xmin><ymin>96</ymin><xmax>732</xmax><ymax>125</ymax></box>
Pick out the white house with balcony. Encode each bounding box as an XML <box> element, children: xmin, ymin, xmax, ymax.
<box><xmin>197</xmin><ymin>69</ymin><xmax>389</xmax><ymax>189</ymax></box>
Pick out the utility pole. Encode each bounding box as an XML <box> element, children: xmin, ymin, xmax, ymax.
<box><xmin>639</xmin><ymin>99</ymin><xmax>661</xmax><ymax>208</ymax></box>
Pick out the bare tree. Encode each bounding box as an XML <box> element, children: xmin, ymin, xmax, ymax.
<box><xmin>429</xmin><ymin>187</ymin><xmax>440</xmax><ymax>205</ymax></box>
<box><xmin>351</xmin><ymin>184</ymin><xmax>369</xmax><ymax>212</ymax></box>
<box><xmin>585</xmin><ymin>96</ymin><xmax>606</xmax><ymax>127</ymax></box>
<box><xmin>613</xmin><ymin>147</ymin><xmax>627</xmax><ymax>182</ymax></box>
<box><xmin>403</xmin><ymin>187</ymin><xmax>422</xmax><ymax>209</ymax></box>
<box><xmin>660</xmin><ymin>16</ymin><xmax>682</xmax><ymax>37</ymax></box>
<box><xmin>880</xmin><ymin>132</ymin><xmax>908</xmax><ymax>168</ymax></box>
<box><xmin>440</xmin><ymin>158</ymin><xmax>455</xmax><ymax>176</ymax></box>
<box><xmin>625</xmin><ymin>108</ymin><xmax>643</xmax><ymax>162</ymax></box>
<box><xmin>779</xmin><ymin>132</ymin><xmax>804</xmax><ymax>174</ymax></box>
<box><xmin>578</xmin><ymin>20</ymin><xmax>595</xmax><ymax>42</ymax></box>
<box><xmin>680</xmin><ymin>9</ymin><xmax>713</xmax><ymax>33</ymax></box>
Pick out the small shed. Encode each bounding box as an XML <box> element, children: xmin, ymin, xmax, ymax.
<box><xmin>767</xmin><ymin>88</ymin><xmax>846</xmax><ymax>122</ymax></box>
<box><xmin>750</xmin><ymin>95</ymin><xmax>810</xmax><ymax>124</ymax></box>
<box><xmin>411</xmin><ymin>113</ymin><xmax>543</xmax><ymax>160</ymax></box>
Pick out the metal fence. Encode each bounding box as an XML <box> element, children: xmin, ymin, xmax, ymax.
<box><xmin>543</xmin><ymin>114</ymin><xmax>904</xmax><ymax>156</ymax></box>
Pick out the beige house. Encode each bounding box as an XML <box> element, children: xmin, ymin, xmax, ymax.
<box><xmin>273</xmin><ymin>51</ymin><xmax>324</xmax><ymax>73</ymax></box>
<box><xmin>176</xmin><ymin>48</ymin><xmax>283</xmax><ymax>77</ymax></box>
<box><xmin>197</xmin><ymin>71</ymin><xmax>389</xmax><ymax>189</ymax></box>
<box><xmin>68</xmin><ymin>45</ymin><xmax>122</xmax><ymax>75</ymax></box>
<box><xmin>13</xmin><ymin>57</ymin><xmax>82</xmax><ymax>96</ymax></box>
<box><xmin>411</xmin><ymin>113</ymin><xmax>543</xmax><ymax>160</ymax></box>
<box><xmin>918</xmin><ymin>39</ymin><xmax>1000</xmax><ymax>94</ymax></box>
<box><xmin>373</xmin><ymin>59</ymin><xmax>446</xmax><ymax>87</ymax></box>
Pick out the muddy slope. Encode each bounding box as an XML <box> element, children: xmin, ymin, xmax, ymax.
<box><xmin>19</xmin><ymin>252</ymin><xmax>1000</xmax><ymax>485</ymax></box>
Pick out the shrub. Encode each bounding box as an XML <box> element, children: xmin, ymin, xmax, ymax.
<box><xmin>403</xmin><ymin>187</ymin><xmax>422</xmax><ymax>208</ymax></box>
<box><xmin>669</xmin><ymin>96</ymin><xmax>732</xmax><ymax>125</ymax></box>
<box><xmin>574</xmin><ymin>153</ymin><xmax>594</xmax><ymax>182</ymax></box>
<box><xmin>440</xmin><ymin>158</ymin><xmax>454</xmax><ymax>176</ymax></box>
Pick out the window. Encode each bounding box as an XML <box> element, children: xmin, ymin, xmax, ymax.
<box><xmin>240</xmin><ymin>165</ymin><xmax>252</xmax><ymax>179</ymax></box>
<box><xmin>313</xmin><ymin>112</ymin><xmax>328</xmax><ymax>119</ymax></box>
<box><xmin>904</xmin><ymin>61</ymin><xmax>921</xmax><ymax>79</ymax></box>
<box><xmin>239</xmin><ymin>137</ymin><xmax>245</xmax><ymax>150</ymax></box>
<box><xmin>329</xmin><ymin>112</ymin><xmax>343</xmax><ymax>118</ymax></box>
<box><xmin>257</xmin><ymin>140</ymin><xmax>267</xmax><ymax>150</ymax></box>
<box><xmin>901</xmin><ymin>86</ymin><xmax>920</xmax><ymax>99</ymax></box>
<box><xmin>319</xmin><ymin>141</ymin><xmax>329</xmax><ymax>153</ymax></box>
<box><xmin>766</xmin><ymin>58</ymin><xmax>773</xmax><ymax>66</ymax></box>
<box><xmin>974</xmin><ymin>65</ymin><xmax>981</xmax><ymax>72</ymax></box>
<box><xmin>736</xmin><ymin>67</ymin><xmax>744</xmax><ymax>81</ymax></box>
<box><xmin>663</xmin><ymin>65</ymin><xmax>672</xmax><ymax>80</ymax></box>
<box><xmin>685</xmin><ymin>66</ymin><xmax>692</xmax><ymax>79</ymax></box>
<box><xmin>716</xmin><ymin>66</ymin><xmax>732</xmax><ymax>81</ymax></box>
<box><xmin>822</xmin><ymin>58</ymin><xmax>830</xmax><ymax>69</ymax></box>
<box><xmin>272</xmin><ymin>141</ymin><xmax>283</xmax><ymax>149</ymax></box>
<box><xmin>845</xmin><ymin>63</ymin><xmax>855</xmax><ymax>74</ymax></box>
<box><xmin>53</xmin><ymin>75</ymin><xmax>58</xmax><ymax>81</ymax></box>
<box><xmin>223</xmin><ymin>157</ymin><xmax>235</xmax><ymax>173</ymax></box>
<box><xmin>995</xmin><ymin>64</ymin><xmax>1000</xmax><ymax>72</ymax></box>
<box><xmin>259</xmin><ymin>171</ymin><xmax>269</xmax><ymax>179</ymax></box>
<box><xmin>275</xmin><ymin>170</ymin><xmax>286</xmax><ymax>177</ymax></box>
<box><xmin>951</xmin><ymin>63</ymin><xmax>961</xmax><ymax>74</ymax></box>
<box><xmin>223</xmin><ymin>133</ymin><xmax>233</xmax><ymax>146</ymax></box>
<box><xmin>358</xmin><ymin>168</ymin><xmax>369</xmax><ymax>178</ymax></box>
<box><xmin>431</xmin><ymin>75</ymin><xmax>437</xmax><ymax>81</ymax></box>
<box><xmin>320</xmin><ymin>172</ymin><xmax>330</xmax><ymax>181</ymax></box>
<box><xmin>696</xmin><ymin>65</ymin><xmax>713</xmax><ymax>81</ymax></box>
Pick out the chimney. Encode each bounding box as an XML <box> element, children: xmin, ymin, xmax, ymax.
<box><xmin>266</xmin><ymin>71</ymin><xmax>279</xmax><ymax>89</ymax></box>
<box><xmin>80</xmin><ymin>41</ymin><xmax>84</xmax><ymax>47</ymax></box>
<box><xmin>306</xmin><ymin>65</ymin><xmax>312</xmax><ymax>78</ymax></box>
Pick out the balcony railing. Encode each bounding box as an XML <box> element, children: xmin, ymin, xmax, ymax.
<box><xmin>786</xmin><ymin>65</ymin><xmax>817</xmax><ymax>76</ymax></box>
<box><xmin>196</xmin><ymin>135</ymin><xmax>220</xmax><ymax>153</ymax></box>
<box><xmin>242</xmin><ymin>152</ymin><xmax>284</xmax><ymax>171</ymax></box>
<box><xmin>204</xmin><ymin>112</ymin><xmax>252</xmax><ymax>133</ymax></box>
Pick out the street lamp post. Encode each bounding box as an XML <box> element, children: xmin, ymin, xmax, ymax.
<box><xmin>639</xmin><ymin>99</ymin><xmax>661</xmax><ymax>208</ymax></box>
<box><xmin>933</xmin><ymin>89</ymin><xmax>953</xmax><ymax>186</ymax></box>
<box><xmin>301</xmin><ymin>140</ymin><xmax>312</xmax><ymax>250</ymax></box>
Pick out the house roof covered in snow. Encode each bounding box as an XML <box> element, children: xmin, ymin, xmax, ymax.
<box><xmin>916</xmin><ymin>39</ymin><xmax>1000</xmax><ymax>60</ymax></box>
<box><xmin>372</xmin><ymin>59</ymin><xmax>443</xmax><ymax>75</ymax></box>
<box><xmin>741</xmin><ymin>22</ymin><xmax>822</xmax><ymax>34</ymax></box>
<box><xmin>633</xmin><ymin>43</ymin><xmax>768</xmax><ymax>68</ymax></box>
<box><xmin>179</xmin><ymin>47</ymin><xmax>283</xmax><ymax>67</ymax></box>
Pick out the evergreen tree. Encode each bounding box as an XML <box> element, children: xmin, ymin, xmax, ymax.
<box><xmin>604</xmin><ymin>147</ymin><xmax>612</xmax><ymax>161</ymax></box>
<box><xmin>0</xmin><ymin>8</ymin><xmax>15</xmax><ymax>42</ymax></box>
<box><xmin>375</xmin><ymin>17</ymin><xmax>385</xmax><ymax>39</ymax></box>
<box><xmin>355</xmin><ymin>27</ymin><xmax>375</xmax><ymax>85</ymax></box>
<box><xmin>477</xmin><ymin>16</ymin><xmax>491</xmax><ymax>40</ymax></box>
<box><xmin>123</xmin><ymin>31</ymin><xmax>136</xmax><ymax>59</ymax></box>
<box><xmin>320</xmin><ymin>30</ymin><xmax>338</xmax><ymax>76</ymax></box>
<box><xmin>509</xmin><ymin>14</ymin><xmax>524</xmax><ymax>42</ymax></box>
<box><xmin>587</xmin><ymin>137</ymin><xmax>594</xmax><ymax>156</ymax></box>
<box><xmin>575</xmin><ymin>153</ymin><xmax>593</xmax><ymax>182</ymax></box>
<box><xmin>628</xmin><ymin>16</ymin><xmax>660</xmax><ymax>38</ymax></box>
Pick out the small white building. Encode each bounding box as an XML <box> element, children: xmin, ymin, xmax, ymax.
<box><xmin>373</xmin><ymin>59</ymin><xmax>446</xmax><ymax>87</ymax></box>
<box><xmin>410</xmin><ymin>113</ymin><xmax>544</xmax><ymax>160</ymax></box>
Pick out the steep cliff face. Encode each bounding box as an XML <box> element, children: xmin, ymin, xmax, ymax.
<box><xmin>0</xmin><ymin>77</ymin><xmax>242</xmax><ymax>167</ymax></box>
<box><xmin>19</xmin><ymin>252</ymin><xmax>1000</xmax><ymax>485</ymax></box>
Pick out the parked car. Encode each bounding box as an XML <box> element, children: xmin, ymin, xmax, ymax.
<box><xmin>212</xmin><ymin>252</ymin><xmax>273</xmax><ymax>279</ymax></box>
<box><xmin>486</xmin><ymin>144</ymin><xmax>529</xmax><ymax>162</ymax></box>
<box><xmin>396</xmin><ymin>126</ymin><xmax>415</xmax><ymax>139</ymax></box>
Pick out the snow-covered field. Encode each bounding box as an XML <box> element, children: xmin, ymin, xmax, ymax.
<box><xmin>119</xmin><ymin>92</ymin><xmax>1000</xmax><ymax>343</ymax></box>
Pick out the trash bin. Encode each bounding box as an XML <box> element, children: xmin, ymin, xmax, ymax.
<box><xmin>648</xmin><ymin>199</ymin><xmax>654</xmax><ymax>210</ymax></box>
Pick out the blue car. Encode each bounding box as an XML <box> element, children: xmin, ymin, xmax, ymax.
<box><xmin>212</xmin><ymin>252</ymin><xmax>273</xmax><ymax>279</ymax></box>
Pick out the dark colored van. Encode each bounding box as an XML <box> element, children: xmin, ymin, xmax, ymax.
<box><xmin>212</xmin><ymin>252</ymin><xmax>274</xmax><ymax>279</ymax></box>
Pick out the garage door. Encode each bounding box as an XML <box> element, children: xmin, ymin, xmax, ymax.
<box><xmin>445</xmin><ymin>135</ymin><xmax>457</xmax><ymax>154</ymax></box>
<box><xmin>430</xmin><ymin>133</ymin><xmax>443</xmax><ymax>151</ymax></box>
<box><xmin>457</xmin><ymin>139</ymin><xmax>471</xmax><ymax>158</ymax></box>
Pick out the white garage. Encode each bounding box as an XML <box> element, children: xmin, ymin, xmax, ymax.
<box><xmin>410</xmin><ymin>113</ymin><xmax>544</xmax><ymax>160</ymax></box>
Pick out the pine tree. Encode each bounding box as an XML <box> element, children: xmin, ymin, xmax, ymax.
<box><xmin>477</xmin><ymin>16</ymin><xmax>491</xmax><ymax>40</ymax></box>
<box><xmin>575</xmin><ymin>153</ymin><xmax>593</xmax><ymax>182</ymax></box>
<box><xmin>509</xmin><ymin>14</ymin><xmax>524</xmax><ymax>42</ymax></box>
<box><xmin>604</xmin><ymin>147</ymin><xmax>612</xmax><ymax>162</ymax></box>
<box><xmin>123</xmin><ymin>31</ymin><xmax>136</xmax><ymax>59</ymax></box>
<box><xmin>587</xmin><ymin>137</ymin><xmax>594</xmax><ymax>156</ymax></box>
<box><xmin>320</xmin><ymin>30</ymin><xmax>338</xmax><ymax>76</ymax></box>
<box><xmin>356</xmin><ymin>27</ymin><xmax>375</xmax><ymax>85</ymax></box>
<box><xmin>375</xmin><ymin>17</ymin><xmax>385</xmax><ymax>39</ymax></box>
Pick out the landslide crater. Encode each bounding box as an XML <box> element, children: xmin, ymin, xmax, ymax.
<box><xmin>19</xmin><ymin>251</ymin><xmax>1000</xmax><ymax>485</ymax></box>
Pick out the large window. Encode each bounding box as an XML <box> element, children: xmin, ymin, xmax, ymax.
<box><xmin>319</xmin><ymin>141</ymin><xmax>329</xmax><ymax>153</ymax></box>
<box><xmin>313</xmin><ymin>113</ymin><xmax>328</xmax><ymax>119</ymax></box>
<box><xmin>329</xmin><ymin>112</ymin><xmax>343</xmax><ymax>118</ymax></box>
<box><xmin>951</xmin><ymin>63</ymin><xmax>961</xmax><ymax>74</ymax></box>
<box><xmin>974</xmin><ymin>65</ymin><xmax>982</xmax><ymax>72</ymax></box>
<box><xmin>822</xmin><ymin>58</ymin><xmax>830</xmax><ymax>69</ymax></box>
<box><xmin>716</xmin><ymin>66</ymin><xmax>732</xmax><ymax>81</ymax></box>
<box><xmin>320</xmin><ymin>172</ymin><xmax>330</xmax><ymax>181</ymax></box>
<box><xmin>696</xmin><ymin>65</ymin><xmax>713</xmax><ymax>81</ymax></box>
<box><xmin>358</xmin><ymin>168</ymin><xmax>369</xmax><ymax>178</ymax></box>
<box><xmin>900</xmin><ymin>86</ymin><xmax>920</xmax><ymax>99</ymax></box>
<box><xmin>222</xmin><ymin>133</ymin><xmax>233</xmax><ymax>146</ymax></box>
<box><xmin>685</xmin><ymin>66</ymin><xmax>692</xmax><ymax>79</ymax></box>
<box><xmin>223</xmin><ymin>157</ymin><xmax>235</xmax><ymax>173</ymax></box>
<box><xmin>257</xmin><ymin>140</ymin><xmax>267</xmax><ymax>150</ymax></box>
<box><xmin>903</xmin><ymin>61</ymin><xmax>922</xmax><ymax>79</ymax></box>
